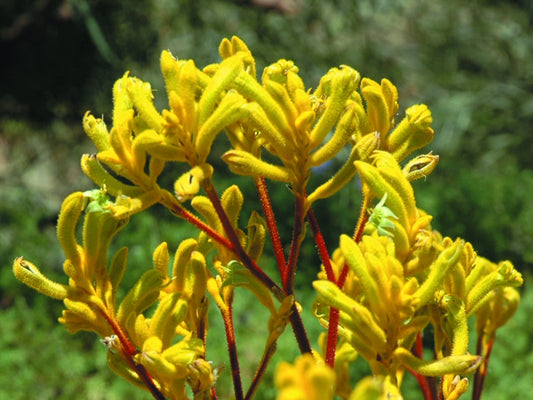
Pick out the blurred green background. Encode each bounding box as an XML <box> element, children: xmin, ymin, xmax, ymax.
<box><xmin>1</xmin><ymin>0</ymin><xmax>532</xmax><ymax>398</ymax></box>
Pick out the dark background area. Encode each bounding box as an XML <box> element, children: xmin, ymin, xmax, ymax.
<box><xmin>1</xmin><ymin>0</ymin><xmax>532</xmax><ymax>398</ymax></box>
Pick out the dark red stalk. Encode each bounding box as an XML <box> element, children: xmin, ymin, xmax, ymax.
<box><xmin>100</xmin><ymin>311</ymin><xmax>166</xmax><ymax>400</ymax></box>
<box><xmin>473</xmin><ymin>336</ymin><xmax>494</xmax><ymax>400</ymax></box>
<box><xmin>284</xmin><ymin>193</ymin><xmax>305</xmax><ymax>293</ymax></box>
<box><xmin>221</xmin><ymin>303</ymin><xmax>244</xmax><ymax>400</ymax></box>
<box><xmin>254</xmin><ymin>177</ymin><xmax>287</xmax><ymax>276</ymax></box>
<box><xmin>202</xmin><ymin>180</ymin><xmax>311</xmax><ymax>354</ymax></box>
<box><xmin>163</xmin><ymin>188</ymin><xmax>285</xmax><ymax>300</ymax></box>
<box><xmin>410</xmin><ymin>332</ymin><xmax>437</xmax><ymax>400</ymax></box>
<box><xmin>306</xmin><ymin>206</ymin><xmax>338</xmax><ymax>367</ymax></box>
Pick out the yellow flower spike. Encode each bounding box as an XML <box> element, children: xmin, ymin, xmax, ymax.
<box><xmin>233</xmin><ymin>71</ymin><xmax>293</xmax><ymax>137</ymax></box>
<box><xmin>354</xmin><ymin>161</ymin><xmax>409</xmax><ymax>230</ymax></box>
<box><xmin>222</xmin><ymin>150</ymin><xmax>293</xmax><ymax>182</ymax></box>
<box><xmin>466</xmin><ymin>259</ymin><xmax>523</xmax><ymax>316</ymax></box>
<box><xmin>152</xmin><ymin>242</ymin><xmax>169</xmax><ymax>279</ymax></box>
<box><xmin>131</xmin><ymin>129</ymin><xmax>185</xmax><ymax>163</ymax></box>
<box><xmin>57</xmin><ymin>191</ymin><xmax>85</xmax><ymax>268</ymax></box>
<box><xmin>81</xmin><ymin>154</ymin><xmax>145</xmax><ymax>198</ymax></box>
<box><xmin>361</xmin><ymin>79</ymin><xmax>392</xmax><ymax>136</ymax></box>
<box><xmin>441</xmin><ymin>295</ymin><xmax>469</xmax><ymax>356</ymax></box>
<box><xmin>109</xmin><ymin>110</ymin><xmax>135</xmax><ymax>171</ymax></box>
<box><xmin>117</xmin><ymin>269</ymin><xmax>166</xmax><ymax>327</ymax></box>
<box><xmin>206</xmin><ymin>275</ymin><xmax>227</xmax><ymax>312</ymax></box>
<box><xmin>444</xmin><ymin>258</ymin><xmax>466</xmax><ymax>300</ymax></box>
<box><xmin>306</xmin><ymin>131</ymin><xmax>380</xmax><ymax>205</ymax></box>
<box><xmin>443</xmin><ymin>375</ymin><xmax>470</xmax><ymax>400</ymax></box>
<box><xmin>402</xmin><ymin>152</ymin><xmax>440</xmax><ymax>182</ymax></box>
<box><xmin>150</xmin><ymin>293</ymin><xmax>188</xmax><ymax>348</ymax></box>
<box><xmin>112</xmin><ymin>72</ymin><xmax>134</xmax><ymax>121</ymax></box>
<box><xmin>13</xmin><ymin>257</ymin><xmax>68</xmax><ymax>300</ymax></box>
<box><xmin>61</xmin><ymin>298</ymin><xmax>109</xmax><ymax>335</ymax></box>
<box><xmin>394</xmin><ymin>347</ymin><xmax>481</xmax><ymax>377</ymax></box>
<box><xmin>198</xmin><ymin>55</ymin><xmax>243</xmax><ymax>125</ymax></box>
<box><xmin>348</xmin><ymin>375</ymin><xmax>402</xmax><ymax>400</ymax></box>
<box><xmin>132</xmin><ymin>314</ymin><xmax>151</xmax><ymax>346</ymax></box>
<box><xmin>161</xmin><ymin>54</ymin><xmax>201</xmax><ymax>133</ymax></box>
<box><xmin>246</xmin><ymin>211</ymin><xmax>266</xmax><ymax>262</ymax></box>
<box><xmin>160</xmin><ymin>50</ymin><xmax>181</xmax><ymax>91</ymax></box>
<box><xmin>387</xmin><ymin>104</ymin><xmax>434</xmax><ymax>162</ymax></box>
<box><xmin>267</xmin><ymin>295</ymin><xmax>295</xmax><ymax>346</ymax></box>
<box><xmin>313</xmin><ymin>280</ymin><xmax>387</xmax><ymax>352</ymax></box>
<box><xmin>106</xmin><ymin>351</ymin><xmax>145</xmax><ymax>389</ymax></box>
<box><xmin>196</xmin><ymin>91</ymin><xmax>249</xmax><ymax>163</ymax></box>
<box><xmin>82</xmin><ymin>210</ymin><xmax>126</xmax><ymax>294</ymax></box>
<box><xmin>413</xmin><ymin>239</ymin><xmax>464</xmax><ymax>308</ymax></box>
<box><xmin>372</xmin><ymin>151</ymin><xmax>417</xmax><ymax>223</ymax></box>
<box><xmin>310</xmin><ymin>66</ymin><xmax>360</xmax><ymax>149</ymax></box>
<box><xmin>173</xmin><ymin>164</ymin><xmax>214</xmax><ymax>202</ymax></box>
<box><xmin>106</xmin><ymin>190</ymin><xmax>161</xmax><ymax>219</ymax></box>
<box><xmin>161</xmin><ymin>336</ymin><xmax>205</xmax><ymax>365</ymax></box>
<box><xmin>475</xmin><ymin>287</ymin><xmax>520</xmax><ymax>339</ymax></box>
<box><xmin>390</xmin><ymin>219</ymin><xmax>411</xmax><ymax>261</ymax></box>
<box><xmin>191</xmin><ymin>196</ymin><xmax>223</xmax><ymax>236</ymax></box>
<box><xmin>185</xmin><ymin>251</ymin><xmax>207</xmax><ymax>308</ymax></box>
<box><xmin>309</xmin><ymin>103</ymin><xmax>358</xmax><ymax>167</ymax></box>
<box><xmin>221</xmin><ymin>260</ymin><xmax>276</xmax><ymax>314</ymax></box>
<box><xmin>172</xmin><ymin>238</ymin><xmax>198</xmax><ymax>293</ymax></box>
<box><xmin>125</xmin><ymin>77</ymin><xmax>164</xmax><ymax>132</ymax></box>
<box><xmin>242</xmin><ymin>102</ymin><xmax>289</xmax><ymax>153</ymax></box>
<box><xmin>339</xmin><ymin>234</ymin><xmax>383</xmax><ymax>314</ymax></box>
<box><xmin>105</xmin><ymin>246</ymin><xmax>128</xmax><ymax>310</ymax></box>
<box><xmin>380</xmin><ymin>78</ymin><xmax>399</xmax><ymax>122</ymax></box>
<box><xmin>219</xmin><ymin>36</ymin><xmax>256</xmax><ymax>79</ymax></box>
<box><xmin>275</xmin><ymin>353</ymin><xmax>335</xmax><ymax>400</ymax></box>
<box><xmin>264</xmin><ymin>79</ymin><xmax>300</xmax><ymax>127</ymax></box>
<box><xmin>83</xmin><ymin>112</ymin><xmax>111</xmax><ymax>153</ymax></box>
<box><xmin>221</xmin><ymin>184</ymin><xmax>244</xmax><ymax>230</ymax></box>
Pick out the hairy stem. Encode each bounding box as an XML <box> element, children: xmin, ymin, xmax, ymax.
<box><xmin>245</xmin><ymin>341</ymin><xmax>278</xmax><ymax>400</ymax></box>
<box><xmin>202</xmin><ymin>180</ymin><xmax>311</xmax><ymax>353</ymax></box>
<box><xmin>161</xmin><ymin>188</ymin><xmax>285</xmax><ymax>300</ymax></box>
<box><xmin>254</xmin><ymin>177</ymin><xmax>287</xmax><ymax>277</ymax></box>
<box><xmin>100</xmin><ymin>311</ymin><xmax>166</xmax><ymax>400</ymax></box>
<box><xmin>284</xmin><ymin>192</ymin><xmax>306</xmax><ymax>293</ymax></box>
<box><xmin>221</xmin><ymin>299</ymin><xmax>244</xmax><ymax>400</ymax></box>
<box><xmin>473</xmin><ymin>335</ymin><xmax>494</xmax><ymax>400</ymax></box>
<box><xmin>306</xmin><ymin>206</ymin><xmax>338</xmax><ymax>367</ymax></box>
<box><xmin>410</xmin><ymin>332</ymin><xmax>437</xmax><ymax>400</ymax></box>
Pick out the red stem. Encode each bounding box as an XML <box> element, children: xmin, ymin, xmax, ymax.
<box><xmin>409</xmin><ymin>331</ymin><xmax>437</xmax><ymax>400</ymax></box>
<box><xmin>284</xmin><ymin>193</ymin><xmax>305</xmax><ymax>293</ymax></box>
<box><xmin>164</xmin><ymin>188</ymin><xmax>285</xmax><ymax>300</ymax></box>
<box><xmin>221</xmin><ymin>302</ymin><xmax>244</xmax><ymax>400</ymax></box>
<box><xmin>254</xmin><ymin>177</ymin><xmax>287</xmax><ymax>277</ymax></box>
<box><xmin>473</xmin><ymin>336</ymin><xmax>494</xmax><ymax>400</ymax></box>
<box><xmin>306</xmin><ymin>206</ymin><xmax>338</xmax><ymax>367</ymax></box>
<box><xmin>100</xmin><ymin>311</ymin><xmax>166</xmax><ymax>400</ymax></box>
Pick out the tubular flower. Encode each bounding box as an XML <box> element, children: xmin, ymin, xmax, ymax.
<box><xmin>275</xmin><ymin>353</ymin><xmax>336</xmax><ymax>400</ymax></box>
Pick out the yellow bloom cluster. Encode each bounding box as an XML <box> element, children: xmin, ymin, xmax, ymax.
<box><xmin>13</xmin><ymin>36</ymin><xmax>522</xmax><ymax>400</ymax></box>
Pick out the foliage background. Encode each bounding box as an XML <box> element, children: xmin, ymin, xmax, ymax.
<box><xmin>1</xmin><ymin>0</ymin><xmax>532</xmax><ymax>398</ymax></box>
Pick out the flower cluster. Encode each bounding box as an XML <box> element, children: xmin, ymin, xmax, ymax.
<box><xmin>13</xmin><ymin>36</ymin><xmax>522</xmax><ymax>400</ymax></box>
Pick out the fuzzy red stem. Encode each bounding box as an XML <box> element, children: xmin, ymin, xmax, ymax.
<box><xmin>164</xmin><ymin>187</ymin><xmax>284</xmax><ymax>299</ymax></box>
<box><xmin>473</xmin><ymin>336</ymin><xmax>494</xmax><ymax>400</ymax></box>
<box><xmin>284</xmin><ymin>193</ymin><xmax>305</xmax><ymax>293</ymax></box>
<box><xmin>409</xmin><ymin>331</ymin><xmax>437</xmax><ymax>400</ymax></box>
<box><xmin>254</xmin><ymin>177</ymin><xmax>287</xmax><ymax>276</ymax></box>
<box><xmin>306</xmin><ymin>206</ymin><xmax>339</xmax><ymax>367</ymax></box>
<box><xmin>100</xmin><ymin>311</ymin><xmax>166</xmax><ymax>400</ymax></box>
<box><xmin>222</xmin><ymin>303</ymin><xmax>244</xmax><ymax>400</ymax></box>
